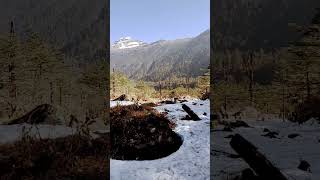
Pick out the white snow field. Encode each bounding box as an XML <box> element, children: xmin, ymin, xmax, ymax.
<box><xmin>212</xmin><ymin>118</ymin><xmax>320</xmax><ymax>180</ymax></box>
<box><xmin>110</xmin><ymin>99</ymin><xmax>210</xmax><ymax>180</ymax></box>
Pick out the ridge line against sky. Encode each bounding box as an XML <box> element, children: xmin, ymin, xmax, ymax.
<box><xmin>111</xmin><ymin>0</ymin><xmax>210</xmax><ymax>43</ymax></box>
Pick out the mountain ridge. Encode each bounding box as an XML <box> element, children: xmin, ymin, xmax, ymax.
<box><xmin>111</xmin><ymin>29</ymin><xmax>210</xmax><ymax>82</ymax></box>
<box><xmin>112</xmin><ymin>37</ymin><xmax>147</xmax><ymax>49</ymax></box>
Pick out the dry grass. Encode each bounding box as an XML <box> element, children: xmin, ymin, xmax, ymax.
<box><xmin>0</xmin><ymin>133</ymin><xmax>109</xmax><ymax>180</ymax></box>
<box><xmin>111</xmin><ymin>104</ymin><xmax>182</xmax><ymax>160</ymax></box>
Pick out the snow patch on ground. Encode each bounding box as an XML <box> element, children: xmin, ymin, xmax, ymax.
<box><xmin>110</xmin><ymin>101</ymin><xmax>134</xmax><ymax>108</ymax></box>
<box><xmin>212</xmin><ymin>119</ymin><xmax>320</xmax><ymax>180</ymax></box>
<box><xmin>0</xmin><ymin>124</ymin><xmax>75</xmax><ymax>144</ymax></box>
<box><xmin>111</xmin><ymin>100</ymin><xmax>210</xmax><ymax>180</ymax></box>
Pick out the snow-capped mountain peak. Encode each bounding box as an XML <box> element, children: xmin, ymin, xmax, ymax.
<box><xmin>112</xmin><ymin>37</ymin><xmax>147</xmax><ymax>49</ymax></box>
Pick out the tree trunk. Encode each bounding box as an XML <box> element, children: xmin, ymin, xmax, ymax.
<box><xmin>59</xmin><ymin>86</ymin><xmax>62</xmax><ymax>106</ymax></box>
<box><xmin>182</xmin><ymin>104</ymin><xmax>201</xmax><ymax>121</ymax></box>
<box><xmin>282</xmin><ymin>84</ymin><xmax>285</xmax><ymax>122</ymax></box>
<box><xmin>306</xmin><ymin>71</ymin><xmax>311</xmax><ymax>100</ymax></box>
<box><xmin>112</xmin><ymin>68</ymin><xmax>115</xmax><ymax>97</ymax></box>
<box><xmin>230</xmin><ymin>134</ymin><xmax>288</xmax><ymax>180</ymax></box>
<box><xmin>50</xmin><ymin>82</ymin><xmax>53</xmax><ymax>104</ymax></box>
<box><xmin>224</xmin><ymin>96</ymin><xmax>227</xmax><ymax>114</ymax></box>
<box><xmin>159</xmin><ymin>82</ymin><xmax>162</xmax><ymax>100</ymax></box>
<box><xmin>249</xmin><ymin>70</ymin><xmax>254</xmax><ymax>106</ymax></box>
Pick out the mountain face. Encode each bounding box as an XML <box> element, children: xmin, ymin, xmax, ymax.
<box><xmin>111</xmin><ymin>30</ymin><xmax>210</xmax><ymax>82</ymax></box>
<box><xmin>0</xmin><ymin>0</ymin><xmax>107</xmax><ymax>63</ymax></box>
<box><xmin>112</xmin><ymin>37</ymin><xmax>147</xmax><ymax>49</ymax></box>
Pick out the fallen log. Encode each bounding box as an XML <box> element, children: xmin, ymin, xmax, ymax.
<box><xmin>181</xmin><ymin>104</ymin><xmax>201</xmax><ymax>121</ymax></box>
<box><xmin>6</xmin><ymin>104</ymin><xmax>59</xmax><ymax>125</ymax></box>
<box><xmin>230</xmin><ymin>134</ymin><xmax>288</xmax><ymax>180</ymax></box>
<box><xmin>212</xmin><ymin>149</ymin><xmax>240</xmax><ymax>159</ymax></box>
<box><xmin>113</xmin><ymin>94</ymin><xmax>127</xmax><ymax>101</ymax></box>
<box><xmin>160</xmin><ymin>100</ymin><xmax>175</xmax><ymax>104</ymax></box>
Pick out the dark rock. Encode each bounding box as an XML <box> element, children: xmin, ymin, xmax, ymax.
<box><xmin>262</xmin><ymin>132</ymin><xmax>279</xmax><ymax>139</ymax></box>
<box><xmin>181</xmin><ymin>115</ymin><xmax>192</xmax><ymax>120</ymax></box>
<box><xmin>161</xmin><ymin>100</ymin><xmax>175</xmax><ymax>104</ymax></box>
<box><xmin>288</xmin><ymin>133</ymin><xmax>301</xmax><ymax>139</ymax></box>
<box><xmin>263</xmin><ymin>128</ymin><xmax>270</xmax><ymax>133</ymax></box>
<box><xmin>241</xmin><ymin>168</ymin><xmax>258</xmax><ymax>180</ymax></box>
<box><xmin>113</xmin><ymin>94</ymin><xmax>128</xmax><ymax>101</ymax></box>
<box><xmin>298</xmin><ymin>160</ymin><xmax>311</xmax><ymax>172</ymax></box>
<box><xmin>141</xmin><ymin>103</ymin><xmax>157</xmax><ymax>108</ymax></box>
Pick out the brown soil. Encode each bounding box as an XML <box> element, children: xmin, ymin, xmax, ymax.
<box><xmin>0</xmin><ymin>134</ymin><xmax>109</xmax><ymax>180</ymax></box>
<box><xmin>111</xmin><ymin>104</ymin><xmax>183</xmax><ymax>160</ymax></box>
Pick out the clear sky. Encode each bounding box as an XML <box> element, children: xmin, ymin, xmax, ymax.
<box><xmin>111</xmin><ymin>0</ymin><xmax>210</xmax><ymax>43</ymax></box>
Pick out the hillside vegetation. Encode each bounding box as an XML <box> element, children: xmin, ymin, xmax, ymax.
<box><xmin>110</xmin><ymin>68</ymin><xmax>209</xmax><ymax>101</ymax></box>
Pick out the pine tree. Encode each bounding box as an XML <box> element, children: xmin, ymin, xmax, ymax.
<box><xmin>0</xmin><ymin>21</ymin><xmax>23</xmax><ymax>118</ymax></box>
<box><xmin>286</xmin><ymin>10</ymin><xmax>320</xmax><ymax>101</ymax></box>
<box><xmin>273</xmin><ymin>49</ymin><xmax>291</xmax><ymax>120</ymax></box>
<box><xmin>241</xmin><ymin>50</ymin><xmax>257</xmax><ymax>106</ymax></box>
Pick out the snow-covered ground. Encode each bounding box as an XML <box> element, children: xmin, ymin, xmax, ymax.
<box><xmin>110</xmin><ymin>100</ymin><xmax>134</xmax><ymax>108</ymax></box>
<box><xmin>0</xmin><ymin>120</ymin><xmax>108</xmax><ymax>144</ymax></box>
<box><xmin>0</xmin><ymin>101</ymin><xmax>133</xmax><ymax>145</ymax></box>
<box><xmin>0</xmin><ymin>124</ymin><xmax>75</xmax><ymax>144</ymax></box>
<box><xmin>212</xmin><ymin>118</ymin><xmax>320</xmax><ymax>180</ymax></box>
<box><xmin>110</xmin><ymin>99</ymin><xmax>210</xmax><ymax>180</ymax></box>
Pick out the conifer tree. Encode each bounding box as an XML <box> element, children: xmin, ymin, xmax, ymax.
<box><xmin>286</xmin><ymin>9</ymin><xmax>320</xmax><ymax>101</ymax></box>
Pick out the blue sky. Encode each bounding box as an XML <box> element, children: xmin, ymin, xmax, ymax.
<box><xmin>111</xmin><ymin>0</ymin><xmax>210</xmax><ymax>43</ymax></box>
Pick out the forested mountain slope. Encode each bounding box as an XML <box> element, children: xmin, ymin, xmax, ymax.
<box><xmin>0</xmin><ymin>0</ymin><xmax>107</xmax><ymax>63</ymax></box>
<box><xmin>111</xmin><ymin>30</ymin><xmax>210</xmax><ymax>81</ymax></box>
